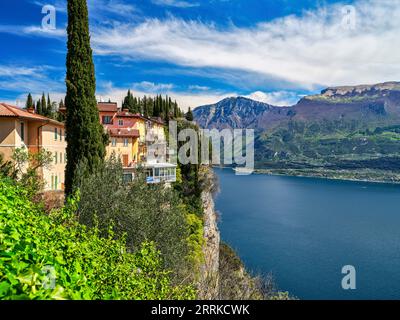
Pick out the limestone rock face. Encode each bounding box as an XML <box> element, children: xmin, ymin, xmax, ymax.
<box><xmin>198</xmin><ymin>169</ymin><xmax>220</xmax><ymax>299</ymax></box>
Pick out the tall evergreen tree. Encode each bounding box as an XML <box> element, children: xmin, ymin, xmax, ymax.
<box><xmin>25</xmin><ymin>93</ymin><xmax>33</xmax><ymax>109</ymax></box>
<box><xmin>56</xmin><ymin>99</ymin><xmax>66</xmax><ymax>122</ymax></box>
<box><xmin>143</xmin><ymin>100</ymin><xmax>149</xmax><ymax>117</ymax></box>
<box><xmin>153</xmin><ymin>95</ymin><xmax>160</xmax><ymax>117</ymax></box>
<box><xmin>65</xmin><ymin>0</ymin><xmax>106</xmax><ymax>195</ymax></box>
<box><xmin>36</xmin><ymin>100</ymin><xmax>42</xmax><ymax>115</ymax></box>
<box><xmin>47</xmin><ymin>93</ymin><xmax>52</xmax><ymax>117</ymax></box>
<box><xmin>185</xmin><ymin>107</ymin><xmax>194</xmax><ymax>121</ymax></box>
<box><xmin>41</xmin><ymin>93</ymin><xmax>46</xmax><ymax>116</ymax></box>
<box><xmin>142</xmin><ymin>95</ymin><xmax>147</xmax><ymax>115</ymax></box>
<box><xmin>165</xmin><ymin>95</ymin><xmax>170</xmax><ymax>123</ymax></box>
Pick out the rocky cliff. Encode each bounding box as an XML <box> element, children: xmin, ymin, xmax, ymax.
<box><xmin>198</xmin><ymin>167</ymin><xmax>220</xmax><ymax>299</ymax></box>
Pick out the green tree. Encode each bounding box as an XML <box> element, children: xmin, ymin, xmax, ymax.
<box><xmin>185</xmin><ymin>107</ymin><xmax>194</xmax><ymax>121</ymax></box>
<box><xmin>165</xmin><ymin>95</ymin><xmax>170</xmax><ymax>123</ymax></box>
<box><xmin>56</xmin><ymin>99</ymin><xmax>66</xmax><ymax>122</ymax></box>
<box><xmin>25</xmin><ymin>93</ymin><xmax>33</xmax><ymax>109</ymax></box>
<box><xmin>36</xmin><ymin>100</ymin><xmax>42</xmax><ymax>115</ymax></box>
<box><xmin>65</xmin><ymin>0</ymin><xmax>106</xmax><ymax>195</ymax></box>
<box><xmin>40</xmin><ymin>93</ymin><xmax>46</xmax><ymax>116</ymax></box>
<box><xmin>46</xmin><ymin>93</ymin><xmax>52</xmax><ymax>117</ymax></box>
<box><xmin>122</xmin><ymin>89</ymin><xmax>134</xmax><ymax>112</ymax></box>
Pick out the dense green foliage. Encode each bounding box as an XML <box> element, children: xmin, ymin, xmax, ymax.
<box><xmin>173</xmin><ymin>120</ymin><xmax>203</xmax><ymax>216</ymax></box>
<box><xmin>64</xmin><ymin>0</ymin><xmax>106</xmax><ymax>195</ymax></box>
<box><xmin>122</xmin><ymin>91</ymin><xmax>184</xmax><ymax>121</ymax></box>
<box><xmin>75</xmin><ymin>157</ymin><xmax>204</xmax><ymax>279</ymax></box>
<box><xmin>24</xmin><ymin>92</ymin><xmax>62</xmax><ymax>120</ymax></box>
<box><xmin>0</xmin><ymin>148</ymin><xmax>53</xmax><ymax>198</ymax></box>
<box><xmin>0</xmin><ymin>177</ymin><xmax>195</xmax><ymax>300</ymax></box>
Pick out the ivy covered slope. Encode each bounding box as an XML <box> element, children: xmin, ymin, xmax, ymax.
<box><xmin>0</xmin><ymin>177</ymin><xmax>195</xmax><ymax>300</ymax></box>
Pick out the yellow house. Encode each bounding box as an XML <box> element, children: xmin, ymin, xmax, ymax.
<box><xmin>97</xmin><ymin>102</ymin><xmax>175</xmax><ymax>184</ymax></box>
<box><xmin>0</xmin><ymin>103</ymin><xmax>66</xmax><ymax>191</ymax></box>
<box><xmin>106</xmin><ymin>128</ymin><xmax>140</xmax><ymax>167</ymax></box>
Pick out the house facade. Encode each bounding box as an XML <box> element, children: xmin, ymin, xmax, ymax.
<box><xmin>97</xmin><ymin>102</ymin><xmax>176</xmax><ymax>184</ymax></box>
<box><xmin>0</xmin><ymin>103</ymin><xmax>66</xmax><ymax>191</ymax></box>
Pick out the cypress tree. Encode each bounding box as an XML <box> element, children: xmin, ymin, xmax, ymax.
<box><xmin>152</xmin><ymin>98</ymin><xmax>156</xmax><ymax>117</ymax></box>
<box><xmin>143</xmin><ymin>100</ymin><xmax>149</xmax><ymax>117</ymax></box>
<box><xmin>47</xmin><ymin>93</ymin><xmax>52</xmax><ymax>117</ymax></box>
<box><xmin>165</xmin><ymin>95</ymin><xmax>170</xmax><ymax>123</ymax></box>
<box><xmin>25</xmin><ymin>93</ymin><xmax>33</xmax><ymax>109</ymax></box>
<box><xmin>142</xmin><ymin>95</ymin><xmax>147</xmax><ymax>115</ymax></box>
<box><xmin>36</xmin><ymin>100</ymin><xmax>42</xmax><ymax>115</ymax></box>
<box><xmin>122</xmin><ymin>89</ymin><xmax>131</xmax><ymax>110</ymax></box>
<box><xmin>185</xmin><ymin>107</ymin><xmax>194</xmax><ymax>121</ymax></box>
<box><xmin>41</xmin><ymin>93</ymin><xmax>46</xmax><ymax>116</ymax></box>
<box><xmin>65</xmin><ymin>0</ymin><xmax>106</xmax><ymax>195</ymax></box>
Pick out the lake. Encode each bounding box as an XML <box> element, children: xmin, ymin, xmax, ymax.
<box><xmin>214</xmin><ymin>168</ymin><xmax>400</xmax><ymax>300</ymax></box>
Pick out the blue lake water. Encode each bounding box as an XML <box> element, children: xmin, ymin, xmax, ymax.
<box><xmin>214</xmin><ymin>168</ymin><xmax>400</xmax><ymax>300</ymax></box>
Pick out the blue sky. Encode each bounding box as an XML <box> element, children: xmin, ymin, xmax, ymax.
<box><xmin>0</xmin><ymin>0</ymin><xmax>399</xmax><ymax>109</ymax></box>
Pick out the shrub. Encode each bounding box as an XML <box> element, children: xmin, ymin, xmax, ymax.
<box><xmin>76</xmin><ymin>157</ymin><xmax>192</xmax><ymax>276</ymax></box>
<box><xmin>0</xmin><ymin>177</ymin><xmax>195</xmax><ymax>300</ymax></box>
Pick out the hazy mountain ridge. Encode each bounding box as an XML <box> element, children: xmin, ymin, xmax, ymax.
<box><xmin>194</xmin><ymin>81</ymin><xmax>400</xmax><ymax>131</ymax></box>
<box><xmin>193</xmin><ymin>82</ymin><xmax>400</xmax><ymax>182</ymax></box>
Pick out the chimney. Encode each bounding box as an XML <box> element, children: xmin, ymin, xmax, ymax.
<box><xmin>27</xmin><ymin>107</ymin><xmax>35</xmax><ymax>114</ymax></box>
<box><xmin>122</xmin><ymin>108</ymin><xmax>129</xmax><ymax>112</ymax></box>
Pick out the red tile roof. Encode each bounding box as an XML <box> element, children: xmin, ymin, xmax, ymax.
<box><xmin>108</xmin><ymin>128</ymin><xmax>140</xmax><ymax>138</ymax></box>
<box><xmin>98</xmin><ymin>102</ymin><xmax>118</xmax><ymax>112</ymax></box>
<box><xmin>0</xmin><ymin>103</ymin><xmax>64</xmax><ymax>126</ymax></box>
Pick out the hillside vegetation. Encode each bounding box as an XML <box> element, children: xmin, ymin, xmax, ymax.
<box><xmin>0</xmin><ymin>176</ymin><xmax>195</xmax><ymax>299</ymax></box>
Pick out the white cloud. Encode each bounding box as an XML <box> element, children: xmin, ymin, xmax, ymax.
<box><xmin>132</xmin><ymin>81</ymin><xmax>175</xmax><ymax>92</ymax></box>
<box><xmin>92</xmin><ymin>0</ymin><xmax>400</xmax><ymax>89</ymax></box>
<box><xmin>0</xmin><ymin>65</ymin><xmax>64</xmax><ymax>105</ymax></box>
<box><xmin>151</xmin><ymin>0</ymin><xmax>199</xmax><ymax>8</ymax></box>
<box><xmin>0</xmin><ymin>24</ymin><xmax>66</xmax><ymax>38</ymax></box>
<box><xmin>188</xmin><ymin>85</ymin><xmax>211</xmax><ymax>91</ymax></box>
<box><xmin>245</xmin><ymin>91</ymin><xmax>300</xmax><ymax>106</ymax></box>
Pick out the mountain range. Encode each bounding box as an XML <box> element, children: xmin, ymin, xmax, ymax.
<box><xmin>193</xmin><ymin>82</ymin><xmax>400</xmax><ymax>182</ymax></box>
<box><xmin>194</xmin><ymin>81</ymin><xmax>400</xmax><ymax>131</ymax></box>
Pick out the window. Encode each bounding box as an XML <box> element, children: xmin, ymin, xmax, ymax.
<box><xmin>54</xmin><ymin>152</ymin><xmax>58</xmax><ymax>164</ymax></box>
<box><xmin>54</xmin><ymin>127</ymin><xmax>58</xmax><ymax>140</ymax></box>
<box><xmin>123</xmin><ymin>138</ymin><xmax>129</xmax><ymax>147</ymax></box>
<box><xmin>123</xmin><ymin>173</ymin><xmax>133</xmax><ymax>183</ymax></box>
<box><xmin>51</xmin><ymin>175</ymin><xmax>54</xmax><ymax>190</ymax></box>
<box><xmin>64</xmin><ymin>153</ymin><xmax>67</xmax><ymax>163</ymax></box>
<box><xmin>60</xmin><ymin>129</ymin><xmax>62</xmax><ymax>141</ymax></box>
<box><xmin>102</xmin><ymin>116</ymin><xmax>112</xmax><ymax>124</ymax></box>
<box><xmin>118</xmin><ymin>119</ymin><xmax>123</xmax><ymax>126</ymax></box>
<box><xmin>111</xmin><ymin>138</ymin><xmax>117</xmax><ymax>147</ymax></box>
<box><xmin>60</xmin><ymin>152</ymin><xmax>62</xmax><ymax>163</ymax></box>
<box><xmin>54</xmin><ymin>175</ymin><xmax>58</xmax><ymax>190</ymax></box>
<box><xmin>20</xmin><ymin>122</ymin><xmax>25</xmax><ymax>141</ymax></box>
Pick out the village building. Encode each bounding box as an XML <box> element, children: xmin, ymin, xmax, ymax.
<box><xmin>97</xmin><ymin>102</ymin><xmax>176</xmax><ymax>184</ymax></box>
<box><xmin>0</xmin><ymin>103</ymin><xmax>66</xmax><ymax>191</ymax></box>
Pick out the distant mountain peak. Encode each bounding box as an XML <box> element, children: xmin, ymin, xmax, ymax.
<box><xmin>193</xmin><ymin>81</ymin><xmax>400</xmax><ymax>131</ymax></box>
<box><xmin>313</xmin><ymin>81</ymin><xmax>400</xmax><ymax>99</ymax></box>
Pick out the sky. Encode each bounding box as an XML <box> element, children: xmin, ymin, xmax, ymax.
<box><xmin>0</xmin><ymin>0</ymin><xmax>399</xmax><ymax>110</ymax></box>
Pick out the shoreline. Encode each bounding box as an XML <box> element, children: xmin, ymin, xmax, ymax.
<box><xmin>212</xmin><ymin>166</ymin><xmax>400</xmax><ymax>185</ymax></box>
<box><xmin>254</xmin><ymin>169</ymin><xmax>400</xmax><ymax>185</ymax></box>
